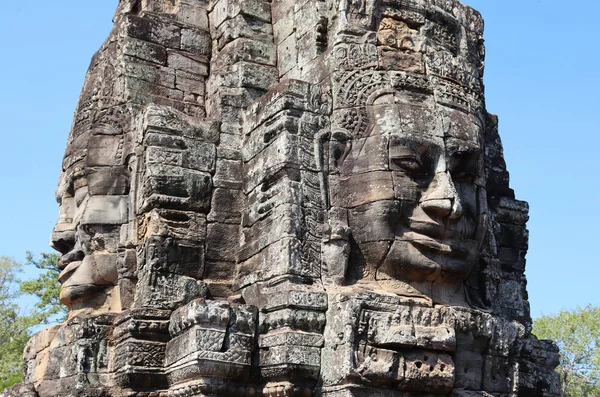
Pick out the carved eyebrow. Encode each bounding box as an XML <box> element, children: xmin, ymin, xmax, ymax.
<box><xmin>445</xmin><ymin>138</ymin><xmax>481</xmax><ymax>156</ymax></box>
<box><xmin>331</xmin><ymin>130</ymin><xmax>351</xmax><ymax>141</ymax></box>
<box><xmin>448</xmin><ymin>146</ymin><xmax>480</xmax><ymax>155</ymax></box>
<box><xmin>448</xmin><ymin>148</ymin><xmax>481</xmax><ymax>173</ymax></box>
<box><xmin>389</xmin><ymin>135</ymin><xmax>442</xmax><ymax>158</ymax></box>
<box><xmin>56</xmin><ymin>172</ymin><xmax>76</xmax><ymax>199</ymax></box>
<box><xmin>389</xmin><ymin>146</ymin><xmax>420</xmax><ymax>157</ymax></box>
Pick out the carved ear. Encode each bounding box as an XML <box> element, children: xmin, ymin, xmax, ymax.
<box><xmin>314</xmin><ymin>129</ymin><xmax>353</xmax><ymax>211</ymax></box>
<box><xmin>124</xmin><ymin>153</ymin><xmax>136</xmax><ymax>174</ymax></box>
<box><xmin>330</xmin><ymin>130</ymin><xmax>352</xmax><ymax>171</ymax></box>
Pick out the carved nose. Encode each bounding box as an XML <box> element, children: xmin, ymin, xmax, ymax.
<box><xmin>50</xmin><ymin>228</ymin><xmax>76</xmax><ymax>256</ymax></box>
<box><xmin>420</xmin><ymin>172</ymin><xmax>463</xmax><ymax>220</ymax></box>
<box><xmin>421</xmin><ymin>198</ymin><xmax>462</xmax><ymax>219</ymax></box>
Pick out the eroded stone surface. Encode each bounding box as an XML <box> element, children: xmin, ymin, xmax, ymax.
<box><xmin>2</xmin><ymin>0</ymin><xmax>560</xmax><ymax>396</ymax></box>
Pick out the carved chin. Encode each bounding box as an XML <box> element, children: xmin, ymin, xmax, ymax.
<box><xmin>60</xmin><ymin>284</ymin><xmax>109</xmax><ymax>307</ymax></box>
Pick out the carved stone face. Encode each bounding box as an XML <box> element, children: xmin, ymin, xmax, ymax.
<box><xmin>50</xmin><ymin>110</ymin><xmax>132</xmax><ymax>314</ymax></box>
<box><xmin>330</xmin><ymin>92</ymin><xmax>486</xmax><ymax>302</ymax></box>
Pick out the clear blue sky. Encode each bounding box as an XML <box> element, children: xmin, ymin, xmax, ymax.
<box><xmin>0</xmin><ymin>1</ymin><xmax>598</xmax><ymax>318</ymax></box>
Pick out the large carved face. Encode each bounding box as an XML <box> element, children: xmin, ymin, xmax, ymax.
<box><xmin>50</xmin><ymin>108</ymin><xmax>133</xmax><ymax>314</ymax></box>
<box><xmin>329</xmin><ymin>91</ymin><xmax>486</xmax><ymax>303</ymax></box>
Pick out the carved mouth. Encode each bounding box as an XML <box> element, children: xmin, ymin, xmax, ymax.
<box><xmin>411</xmin><ymin>237</ymin><xmax>453</xmax><ymax>253</ymax></box>
<box><xmin>58</xmin><ymin>260</ymin><xmax>81</xmax><ymax>284</ymax></box>
<box><xmin>407</xmin><ymin>219</ymin><xmax>446</xmax><ymax>239</ymax></box>
<box><xmin>401</xmin><ymin>230</ymin><xmax>471</xmax><ymax>257</ymax></box>
<box><xmin>60</xmin><ymin>283</ymin><xmax>107</xmax><ymax>305</ymax></box>
<box><xmin>404</xmin><ymin>217</ymin><xmax>475</xmax><ymax>257</ymax></box>
<box><xmin>57</xmin><ymin>249</ymin><xmax>84</xmax><ymax>270</ymax></box>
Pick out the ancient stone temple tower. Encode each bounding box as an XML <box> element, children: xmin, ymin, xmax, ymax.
<box><xmin>4</xmin><ymin>0</ymin><xmax>560</xmax><ymax>396</ymax></box>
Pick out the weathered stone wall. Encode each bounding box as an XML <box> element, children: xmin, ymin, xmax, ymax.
<box><xmin>2</xmin><ymin>0</ymin><xmax>560</xmax><ymax>396</ymax></box>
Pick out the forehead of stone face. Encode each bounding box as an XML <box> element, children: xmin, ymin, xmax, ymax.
<box><xmin>439</xmin><ymin>106</ymin><xmax>483</xmax><ymax>150</ymax></box>
<box><xmin>61</xmin><ymin>105</ymin><xmax>133</xmax><ymax>197</ymax></box>
<box><xmin>367</xmin><ymin>92</ymin><xmax>442</xmax><ymax>140</ymax></box>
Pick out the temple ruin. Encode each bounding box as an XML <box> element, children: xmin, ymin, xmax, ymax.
<box><xmin>2</xmin><ymin>0</ymin><xmax>560</xmax><ymax>396</ymax></box>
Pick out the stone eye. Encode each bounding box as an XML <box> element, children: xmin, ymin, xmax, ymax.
<box><xmin>392</xmin><ymin>156</ymin><xmax>424</xmax><ymax>174</ymax></box>
<box><xmin>452</xmin><ymin>170</ymin><xmax>477</xmax><ymax>183</ymax></box>
<box><xmin>74</xmin><ymin>187</ymin><xmax>88</xmax><ymax>208</ymax></box>
<box><xmin>390</xmin><ymin>143</ymin><xmax>427</xmax><ymax>176</ymax></box>
<box><xmin>450</xmin><ymin>151</ymin><xmax>479</xmax><ymax>182</ymax></box>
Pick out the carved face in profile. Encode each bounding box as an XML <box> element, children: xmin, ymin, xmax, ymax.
<box><xmin>50</xmin><ymin>109</ymin><xmax>133</xmax><ymax>314</ymax></box>
<box><xmin>329</xmin><ymin>91</ymin><xmax>487</xmax><ymax>303</ymax></box>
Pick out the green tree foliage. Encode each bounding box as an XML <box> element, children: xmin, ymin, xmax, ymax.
<box><xmin>20</xmin><ymin>251</ymin><xmax>68</xmax><ymax>324</ymax></box>
<box><xmin>0</xmin><ymin>253</ymin><xmax>67</xmax><ymax>391</ymax></box>
<box><xmin>0</xmin><ymin>256</ymin><xmax>33</xmax><ymax>388</ymax></box>
<box><xmin>533</xmin><ymin>305</ymin><xmax>600</xmax><ymax>397</ymax></box>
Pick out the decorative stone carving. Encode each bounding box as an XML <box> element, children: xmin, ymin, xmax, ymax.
<box><xmin>2</xmin><ymin>0</ymin><xmax>560</xmax><ymax>396</ymax></box>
